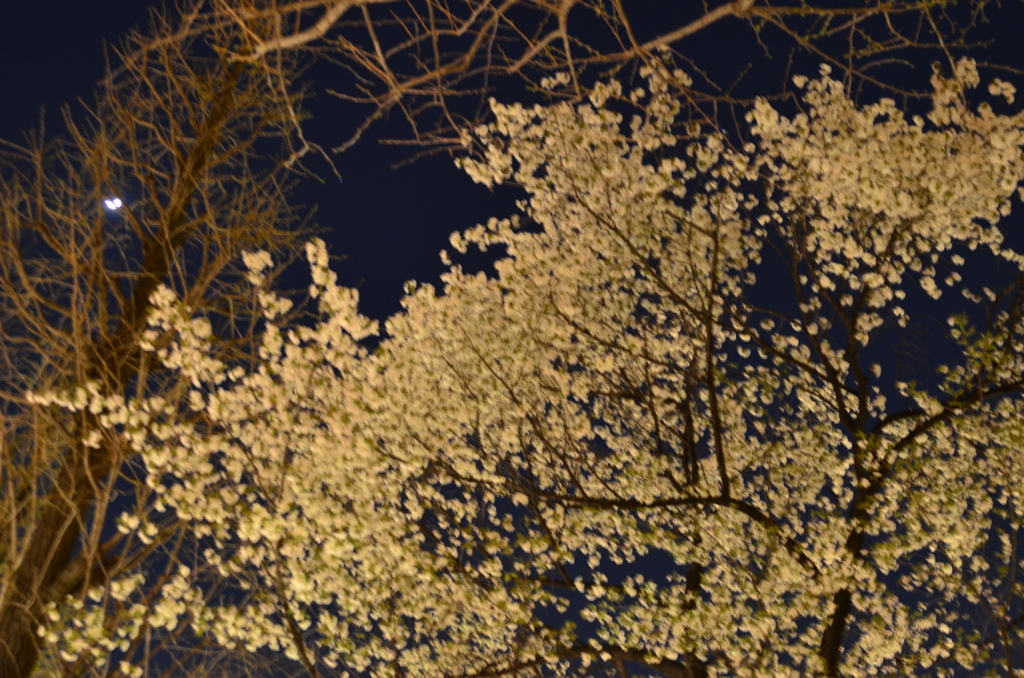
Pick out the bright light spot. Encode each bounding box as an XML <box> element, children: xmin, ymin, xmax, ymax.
<box><xmin>104</xmin><ymin>198</ymin><xmax>123</xmax><ymax>210</ymax></box>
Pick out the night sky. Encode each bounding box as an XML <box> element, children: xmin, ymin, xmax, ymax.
<box><xmin>0</xmin><ymin>0</ymin><xmax>522</xmax><ymax>324</ymax></box>
<box><xmin>4</xmin><ymin>1</ymin><xmax>1022</xmax><ymax>325</ymax></box>
<box><xmin>2</xmin><ymin>1</ymin><xmax>1023</xmax><ymax>380</ymax></box>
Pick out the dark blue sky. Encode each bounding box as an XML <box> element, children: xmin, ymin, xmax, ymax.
<box><xmin>2</xmin><ymin>1</ymin><xmax>1022</xmax><ymax>323</ymax></box>
<box><xmin>0</xmin><ymin>0</ymin><xmax>517</xmax><ymax>322</ymax></box>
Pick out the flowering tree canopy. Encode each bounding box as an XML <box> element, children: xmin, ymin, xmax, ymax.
<box><xmin>36</xmin><ymin>59</ymin><xmax>1024</xmax><ymax>677</ymax></box>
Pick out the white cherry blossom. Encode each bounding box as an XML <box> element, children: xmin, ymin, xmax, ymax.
<box><xmin>36</xmin><ymin>60</ymin><xmax>1024</xmax><ymax>678</ymax></box>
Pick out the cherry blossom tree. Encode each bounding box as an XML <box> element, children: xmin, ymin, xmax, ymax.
<box><xmin>38</xmin><ymin>55</ymin><xmax>1024</xmax><ymax>678</ymax></box>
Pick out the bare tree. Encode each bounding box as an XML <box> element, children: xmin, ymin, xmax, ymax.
<box><xmin>0</xmin><ymin>6</ymin><xmax>313</xmax><ymax>677</ymax></box>
<box><xmin>199</xmin><ymin>0</ymin><xmax>1010</xmax><ymax>156</ymax></box>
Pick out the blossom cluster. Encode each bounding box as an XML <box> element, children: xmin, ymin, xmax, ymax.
<box><xmin>35</xmin><ymin>60</ymin><xmax>1024</xmax><ymax>677</ymax></box>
